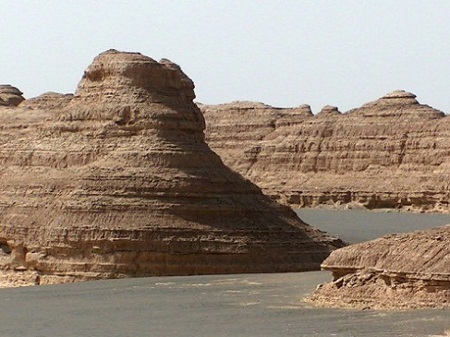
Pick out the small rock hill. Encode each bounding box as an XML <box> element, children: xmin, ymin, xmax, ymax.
<box><xmin>0</xmin><ymin>50</ymin><xmax>343</xmax><ymax>285</ymax></box>
<box><xmin>309</xmin><ymin>225</ymin><xmax>450</xmax><ymax>309</ymax></box>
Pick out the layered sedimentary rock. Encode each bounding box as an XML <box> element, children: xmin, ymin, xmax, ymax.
<box><xmin>309</xmin><ymin>225</ymin><xmax>450</xmax><ymax>309</ymax></box>
<box><xmin>0</xmin><ymin>50</ymin><xmax>343</xmax><ymax>286</ymax></box>
<box><xmin>20</xmin><ymin>92</ymin><xmax>74</xmax><ymax>110</ymax></box>
<box><xmin>203</xmin><ymin>91</ymin><xmax>450</xmax><ymax>212</ymax></box>
<box><xmin>0</xmin><ymin>85</ymin><xmax>25</xmax><ymax>106</ymax></box>
<box><xmin>201</xmin><ymin>101</ymin><xmax>313</xmax><ymax>177</ymax></box>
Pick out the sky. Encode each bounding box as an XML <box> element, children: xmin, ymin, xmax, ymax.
<box><xmin>1</xmin><ymin>1</ymin><xmax>449</xmax><ymax>113</ymax></box>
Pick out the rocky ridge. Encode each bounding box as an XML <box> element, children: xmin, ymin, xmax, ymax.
<box><xmin>202</xmin><ymin>91</ymin><xmax>450</xmax><ymax>212</ymax></box>
<box><xmin>0</xmin><ymin>50</ymin><xmax>343</xmax><ymax>286</ymax></box>
<box><xmin>308</xmin><ymin>225</ymin><xmax>450</xmax><ymax>309</ymax></box>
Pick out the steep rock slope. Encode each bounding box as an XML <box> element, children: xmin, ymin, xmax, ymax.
<box><xmin>0</xmin><ymin>50</ymin><xmax>343</xmax><ymax>285</ymax></box>
<box><xmin>309</xmin><ymin>225</ymin><xmax>450</xmax><ymax>309</ymax></box>
<box><xmin>203</xmin><ymin>91</ymin><xmax>450</xmax><ymax>212</ymax></box>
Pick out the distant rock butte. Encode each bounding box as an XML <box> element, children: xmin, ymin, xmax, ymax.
<box><xmin>316</xmin><ymin>105</ymin><xmax>341</xmax><ymax>117</ymax></box>
<box><xmin>309</xmin><ymin>225</ymin><xmax>450</xmax><ymax>309</ymax></box>
<box><xmin>0</xmin><ymin>50</ymin><xmax>343</xmax><ymax>286</ymax></box>
<box><xmin>20</xmin><ymin>92</ymin><xmax>74</xmax><ymax>110</ymax></box>
<box><xmin>202</xmin><ymin>91</ymin><xmax>450</xmax><ymax>213</ymax></box>
<box><xmin>0</xmin><ymin>85</ymin><xmax>25</xmax><ymax>106</ymax></box>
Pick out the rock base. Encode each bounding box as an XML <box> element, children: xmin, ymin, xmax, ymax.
<box><xmin>308</xmin><ymin>269</ymin><xmax>450</xmax><ymax>310</ymax></box>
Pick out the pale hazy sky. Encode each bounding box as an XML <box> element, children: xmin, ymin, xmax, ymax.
<box><xmin>1</xmin><ymin>1</ymin><xmax>449</xmax><ymax>113</ymax></box>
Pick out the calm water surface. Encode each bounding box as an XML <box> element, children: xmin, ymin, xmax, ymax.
<box><xmin>296</xmin><ymin>208</ymin><xmax>450</xmax><ymax>243</ymax></box>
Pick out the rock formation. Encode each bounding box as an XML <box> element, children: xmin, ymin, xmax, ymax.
<box><xmin>0</xmin><ymin>85</ymin><xmax>25</xmax><ymax>106</ymax></box>
<box><xmin>308</xmin><ymin>225</ymin><xmax>450</xmax><ymax>309</ymax></box>
<box><xmin>316</xmin><ymin>105</ymin><xmax>341</xmax><ymax>117</ymax></box>
<box><xmin>203</xmin><ymin>91</ymin><xmax>450</xmax><ymax>212</ymax></box>
<box><xmin>0</xmin><ymin>50</ymin><xmax>343</xmax><ymax>286</ymax></box>
<box><xmin>20</xmin><ymin>92</ymin><xmax>73</xmax><ymax>110</ymax></box>
<box><xmin>201</xmin><ymin>101</ymin><xmax>313</xmax><ymax>178</ymax></box>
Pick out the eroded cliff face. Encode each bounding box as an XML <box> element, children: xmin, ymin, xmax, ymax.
<box><xmin>201</xmin><ymin>102</ymin><xmax>313</xmax><ymax>174</ymax></box>
<box><xmin>203</xmin><ymin>91</ymin><xmax>450</xmax><ymax>212</ymax></box>
<box><xmin>308</xmin><ymin>225</ymin><xmax>450</xmax><ymax>309</ymax></box>
<box><xmin>0</xmin><ymin>50</ymin><xmax>343</xmax><ymax>286</ymax></box>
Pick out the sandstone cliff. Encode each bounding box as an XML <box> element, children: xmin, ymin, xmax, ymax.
<box><xmin>202</xmin><ymin>91</ymin><xmax>450</xmax><ymax>212</ymax></box>
<box><xmin>0</xmin><ymin>50</ymin><xmax>343</xmax><ymax>286</ymax></box>
<box><xmin>308</xmin><ymin>225</ymin><xmax>450</xmax><ymax>309</ymax></box>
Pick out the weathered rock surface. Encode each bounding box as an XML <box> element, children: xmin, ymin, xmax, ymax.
<box><xmin>316</xmin><ymin>105</ymin><xmax>341</xmax><ymax>117</ymax></box>
<box><xmin>20</xmin><ymin>92</ymin><xmax>74</xmax><ymax>110</ymax></box>
<box><xmin>0</xmin><ymin>85</ymin><xmax>25</xmax><ymax>106</ymax></box>
<box><xmin>308</xmin><ymin>225</ymin><xmax>450</xmax><ymax>309</ymax></box>
<box><xmin>203</xmin><ymin>91</ymin><xmax>450</xmax><ymax>212</ymax></box>
<box><xmin>201</xmin><ymin>101</ymin><xmax>313</xmax><ymax>178</ymax></box>
<box><xmin>0</xmin><ymin>50</ymin><xmax>343</xmax><ymax>286</ymax></box>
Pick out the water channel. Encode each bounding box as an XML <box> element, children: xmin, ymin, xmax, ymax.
<box><xmin>1</xmin><ymin>209</ymin><xmax>449</xmax><ymax>337</ymax></box>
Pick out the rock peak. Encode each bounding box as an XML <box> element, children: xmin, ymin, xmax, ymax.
<box><xmin>21</xmin><ymin>92</ymin><xmax>73</xmax><ymax>110</ymax></box>
<box><xmin>375</xmin><ymin>90</ymin><xmax>419</xmax><ymax>105</ymax></box>
<box><xmin>317</xmin><ymin>105</ymin><xmax>341</xmax><ymax>116</ymax></box>
<box><xmin>381</xmin><ymin>90</ymin><xmax>417</xmax><ymax>99</ymax></box>
<box><xmin>291</xmin><ymin>104</ymin><xmax>313</xmax><ymax>116</ymax></box>
<box><xmin>349</xmin><ymin>90</ymin><xmax>443</xmax><ymax>119</ymax></box>
<box><xmin>66</xmin><ymin>50</ymin><xmax>203</xmax><ymax>134</ymax></box>
<box><xmin>75</xmin><ymin>50</ymin><xmax>195</xmax><ymax>102</ymax></box>
<box><xmin>0</xmin><ymin>84</ymin><xmax>25</xmax><ymax>106</ymax></box>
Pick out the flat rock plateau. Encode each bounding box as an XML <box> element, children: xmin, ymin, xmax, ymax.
<box><xmin>0</xmin><ymin>50</ymin><xmax>343</xmax><ymax>287</ymax></box>
<box><xmin>309</xmin><ymin>225</ymin><xmax>450</xmax><ymax>309</ymax></box>
<box><xmin>202</xmin><ymin>91</ymin><xmax>450</xmax><ymax>213</ymax></box>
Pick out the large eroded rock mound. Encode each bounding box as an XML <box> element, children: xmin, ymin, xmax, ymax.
<box><xmin>309</xmin><ymin>225</ymin><xmax>450</xmax><ymax>309</ymax></box>
<box><xmin>203</xmin><ymin>91</ymin><xmax>450</xmax><ymax>212</ymax></box>
<box><xmin>0</xmin><ymin>50</ymin><xmax>343</xmax><ymax>285</ymax></box>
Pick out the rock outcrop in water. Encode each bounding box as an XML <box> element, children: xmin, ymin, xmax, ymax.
<box><xmin>309</xmin><ymin>225</ymin><xmax>450</xmax><ymax>309</ymax></box>
<box><xmin>0</xmin><ymin>50</ymin><xmax>343</xmax><ymax>286</ymax></box>
<box><xmin>202</xmin><ymin>91</ymin><xmax>450</xmax><ymax>212</ymax></box>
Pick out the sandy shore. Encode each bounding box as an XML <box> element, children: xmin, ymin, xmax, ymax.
<box><xmin>0</xmin><ymin>270</ymin><xmax>40</xmax><ymax>288</ymax></box>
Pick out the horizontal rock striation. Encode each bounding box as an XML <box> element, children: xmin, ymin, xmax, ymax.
<box><xmin>308</xmin><ymin>225</ymin><xmax>450</xmax><ymax>309</ymax></box>
<box><xmin>0</xmin><ymin>50</ymin><xmax>343</xmax><ymax>285</ymax></box>
<box><xmin>203</xmin><ymin>91</ymin><xmax>450</xmax><ymax>212</ymax></box>
<box><xmin>0</xmin><ymin>85</ymin><xmax>25</xmax><ymax>106</ymax></box>
<box><xmin>20</xmin><ymin>92</ymin><xmax>74</xmax><ymax>110</ymax></box>
<box><xmin>201</xmin><ymin>101</ymin><xmax>313</xmax><ymax>177</ymax></box>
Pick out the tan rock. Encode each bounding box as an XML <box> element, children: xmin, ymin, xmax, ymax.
<box><xmin>202</xmin><ymin>101</ymin><xmax>313</xmax><ymax>175</ymax></box>
<box><xmin>0</xmin><ymin>85</ymin><xmax>25</xmax><ymax>106</ymax></box>
<box><xmin>203</xmin><ymin>91</ymin><xmax>450</xmax><ymax>212</ymax></box>
<box><xmin>348</xmin><ymin>90</ymin><xmax>443</xmax><ymax>118</ymax></box>
<box><xmin>309</xmin><ymin>225</ymin><xmax>450</xmax><ymax>309</ymax></box>
<box><xmin>0</xmin><ymin>50</ymin><xmax>343</xmax><ymax>286</ymax></box>
<box><xmin>316</xmin><ymin>105</ymin><xmax>341</xmax><ymax>117</ymax></box>
<box><xmin>20</xmin><ymin>92</ymin><xmax>73</xmax><ymax>110</ymax></box>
